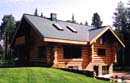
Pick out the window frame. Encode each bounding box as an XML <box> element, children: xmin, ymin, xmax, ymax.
<box><xmin>66</xmin><ymin>25</ymin><xmax>77</xmax><ymax>33</ymax></box>
<box><xmin>98</xmin><ymin>48</ymin><xmax>106</xmax><ymax>56</ymax></box>
<box><xmin>99</xmin><ymin>36</ymin><xmax>105</xmax><ymax>45</ymax></box>
<box><xmin>63</xmin><ymin>46</ymin><xmax>82</xmax><ymax>59</ymax></box>
<box><xmin>52</xmin><ymin>23</ymin><xmax>64</xmax><ymax>31</ymax></box>
<box><xmin>102</xmin><ymin>65</ymin><xmax>109</xmax><ymax>75</ymax></box>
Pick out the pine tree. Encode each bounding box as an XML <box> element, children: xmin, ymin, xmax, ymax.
<box><xmin>113</xmin><ymin>1</ymin><xmax>129</xmax><ymax>66</ymax></box>
<box><xmin>91</xmin><ymin>12</ymin><xmax>102</xmax><ymax>27</ymax></box>
<box><xmin>85</xmin><ymin>20</ymin><xmax>88</xmax><ymax>26</ymax></box>
<box><xmin>41</xmin><ymin>12</ymin><xmax>43</xmax><ymax>17</ymax></box>
<box><xmin>34</xmin><ymin>8</ymin><xmax>38</xmax><ymax>16</ymax></box>
<box><xmin>0</xmin><ymin>15</ymin><xmax>16</xmax><ymax>64</ymax></box>
<box><xmin>72</xmin><ymin>13</ymin><xmax>76</xmax><ymax>23</ymax></box>
<box><xmin>113</xmin><ymin>1</ymin><xmax>127</xmax><ymax>30</ymax></box>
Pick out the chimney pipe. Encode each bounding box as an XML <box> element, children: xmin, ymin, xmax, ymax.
<box><xmin>51</xmin><ymin>13</ymin><xmax>57</xmax><ymax>21</ymax></box>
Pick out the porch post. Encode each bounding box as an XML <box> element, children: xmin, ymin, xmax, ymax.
<box><xmin>109</xmin><ymin>64</ymin><xmax>113</xmax><ymax>74</ymax></box>
<box><xmin>98</xmin><ymin>65</ymin><xmax>102</xmax><ymax>76</ymax></box>
<box><xmin>52</xmin><ymin>46</ymin><xmax>58</xmax><ymax>67</ymax></box>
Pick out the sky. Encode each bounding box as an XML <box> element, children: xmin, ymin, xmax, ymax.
<box><xmin>0</xmin><ymin>0</ymin><xmax>128</xmax><ymax>26</ymax></box>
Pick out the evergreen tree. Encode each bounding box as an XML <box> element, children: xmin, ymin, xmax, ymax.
<box><xmin>71</xmin><ymin>13</ymin><xmax>76</xmax><ymax>23</ymax></box>
<box><xmin>91</xmin><ymin>12</ymin><xmax>102</xmax><ymax>27</ymax></box>
<box><xmin>80</xmin><ymin>22</ymin><xmax>83</xmax><ymax>25</ymax></box>
<box><xmin>113</xmin><ymin>1</ymin><xmax>130</xmax><ymax>66</ymax></box>
<box><xmin>1</xmin><ymin>15</ymin><xmax>16</xmax><ymax>63</ymax></box>
<box><xmin>113</xmin><ymin>1</ymin><xmax>127</xmax><ymax>30</ymax></box>
<box><xmin>85</xmin><ymin>20</ymin><xmax>88</xmax><ymax>26</ymax></box>
<box><xmin>34</xmin><ymin>8</ymin><xmax>38</xmax><ymax>16</ymax></box>
<box><xmin>41</xmin><ymin>12</ymin><xmax>43</xmax><ymax>17</ymax></box>
<box><xmin>2</xmin><ymin>15</ymin><xmax>16</xmax><ymax>33</ymax></box>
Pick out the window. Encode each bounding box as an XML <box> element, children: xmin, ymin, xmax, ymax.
<box><xmin>63</xmin><ymin>46</ymin><xmax>81</xmax><ymax>59</ymax></box>
<box><xmin>66</xmin><ymin>25</ymin><xmax>77</xmax><ymax>33</ymax></box>
<box><xmin>99</xmin><ymin>37</ymin><xmax>103</xmax><ymax>44</ymax></box>
<box><xmin>38</xmin><ymin>46</ymin><xmax>46</xmax><ymax>58</ymax></box>
<box><xmin>98</xmin><ymin>48</ymin><xmax>105</xmax><ymax>56</ymax></box>
<box><xmin>99</xmin><ymin>37</ymin><xmax>105</xmax><ymax>44</ymax></box>
<box><xmin>102</xmin><ymin>65</ymin><xmax>109</xmax><ymax>75</ymax></box>
<box><xmin>52</xmin><ymin>23</ymin><xmax>64</xmax><ymax>30</ymax></box>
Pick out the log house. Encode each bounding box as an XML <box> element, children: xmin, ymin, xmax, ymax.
<box><xmin>11</xmin><ymin>13</ymin><xmax>125</xmax><ymax>76</ymax></box>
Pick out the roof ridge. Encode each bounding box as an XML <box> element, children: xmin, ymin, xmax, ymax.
<box><xmin>88</xmin><ymin>26</ymin><xmax>107</xmax><ymax>31</ymax></box>
<box><xmin>23</xmin><ymin>13</ymin><xmax>91</xmax><ymax>27</ymax></box>
<box><xmin>23</xmin><ymin>13</ymin><xmax>45</xmax><ymax>18</ymax></box>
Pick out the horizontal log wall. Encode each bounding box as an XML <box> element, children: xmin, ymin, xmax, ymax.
<box><xmin>85</xmin><ymin>39</ymin><xmax>117</xmax><ymax>75</ymax></box>
<box><xmin>28</xmin><ymin>27</ymin><xmax>117</xmax><ymax>75</ymax></box>
<box><xmin>53</xmin><ymin>44</ymin><xmax>91</xmax><ymax>69</ymax></box>
<box><xmin>91</xmin><ymin>39</ymin><xmax>117</xmax><ymax>64</ymax></box>
<box><xmin>29</xmin><ymin>28</ymin><xmax>50</xmax><ymax>66</ymax></box>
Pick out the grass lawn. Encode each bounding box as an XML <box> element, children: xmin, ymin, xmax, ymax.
<box><xmin>0</xmin><ymin>67</ymin><xmax>115</xmax><ymax>83</ymax></box>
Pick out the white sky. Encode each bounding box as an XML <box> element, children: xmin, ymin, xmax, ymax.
<box><xmin>0</xmin><ymin>0</ymin><xmax>128</xmax><ymax>26</ymax></box>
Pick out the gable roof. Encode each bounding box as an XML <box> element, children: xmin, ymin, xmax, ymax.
<box><xmin>13</xmin><ymin>14</ymin><xmax>125</xmax><ymax>47</ymax></box>
<box><xmin>89</xmin><ymin>26</ymin><xmax>125</xmax><ymax>47</ymax></box>
<box><xmin>24</xmin><ymin>14</ymin><xmax>92</xmax><ymax>41</ymax></box>
<box><xmin>89</xmin><ymin>27</ymin><xmax>107</xmax><ymax>41</ymax></box>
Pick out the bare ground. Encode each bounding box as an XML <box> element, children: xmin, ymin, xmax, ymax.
<box><xmin>113</xmin><ymin>71</ymin><xmax>130</xmax><ymax>80</ymax></box>
<box><xmin>113</xmin><ymin>71</ymin><xmax>130</xmax><ymax>83</ymax></box>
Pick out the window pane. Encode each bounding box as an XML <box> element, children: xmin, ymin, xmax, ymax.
<box><xmin>66</xmin><ymin>25</ymin><xmax>77</xmax><ymax>33</ymax></box>
<box><xmin>102</xmin><ymin>65</ymin><xmax>109</xmax><ymax>75</ymax></box>
<box><xmin>63</xmin><ymin>46</ymin><xmax>81</xmax><ymax>59</ymax></box>
<box><xmin>99</xmin><ymin>36</ymin><xmax>105</xmax><ymax>44</ymax></box>
<box><xmin>98</xmin><ymin>48</ymin><xmax>105</xmax><ymax>56</ymax></box>
<box><xmin>52</xmin><ymin>23</ymin><xmax>64</xmax><ymax>30</ymax></box>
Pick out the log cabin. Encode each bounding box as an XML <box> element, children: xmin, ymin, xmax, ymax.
<box><xmin>11</xmin><ymin>13</ymin><xmax>125</xmax><ymax>76</ymax></box>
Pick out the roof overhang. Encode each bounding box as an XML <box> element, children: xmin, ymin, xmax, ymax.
<box><xmin>10</xmin><ymin>14</ymin><xmax>43</xmax><ymax>47</ymax></box>
<box><xmin>10</xmin><ymin>16</ymin><xmax>24</xmax><ymax>47</ymax></box>
<box><xmin>90</xmin><ymin>26</ymin><xmax>125</xmax><ymax>48</ymax></box>
<box><xmin>44</xmin><ymin>37</ymin><xmax>88</xmax><ymax>45</ymax></box>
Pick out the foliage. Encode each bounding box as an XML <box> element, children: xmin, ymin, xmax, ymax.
<box><xmin>114</xmin><ymin>29</ymin><xmax>123</xmax><ymax>41</ymax></box>
<box><xmin>113</xmin><ymin>1</ymin><xmax>130</xmax><ymax>66</ymax></box>
<box><xmin>0</xmin><ymin>67</ymin><xmax>114</xmax><ymax>83</ymax></box>
<box><xmin>0</xmin><ymin>48</ymin><xmax>6</xmax><ymax>66</ymax></box>
<box><xmin>85</xmin><ymin>20</ymin><xmax>88</xmax><ymax>26</ymax></box>
<box><xmin>113</xmin><ymin>1</ymin><xmax>128</xmax><ymax>31</ymax></box>
<box><xmin>91</xmin><ymin>12</ymin><xmax>103</xmax><ymax>27</ymax></box>
<box><xmin>0</xmin><ymin>54</ymin><xmax>4</xmax><ymax>65</ymax></box>
<box><xmin>1</xmin><ymin>15</ymin><xmax>16</xmax><ymax>43</ymax></box>
<box><xmin>1</xmin><ymin>15</ymin><xmax>16</xmax><ymax>33</ymax></box>
<box><xmin>41</xmin><ymin>12</ymin><xmax>43</xmax><ymax>17</ymax></box>
<box><xmin>34</xmin><ymin>8</ymin><xmax>38</xmax><ymax>16</ymax></box>
<box><xmin>0</xmin><ymin>15</ymin><xmax>16</xmax><ymax>65</ymax></box>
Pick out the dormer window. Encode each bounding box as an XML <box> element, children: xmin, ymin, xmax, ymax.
<box><xmin>66</xmin><ymin>25</ymin><xmax>77</xmax><ymax>33</ymax></box>
<box><xmin>52</xmin><ymin>23</ymin><xmax>63</xmax><ymax>31</ymax></box>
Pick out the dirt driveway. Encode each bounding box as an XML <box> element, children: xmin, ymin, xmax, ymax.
<box><xmin>113</xmin><ymin>71</ymin><xmax>130</xmax><ymax>80</ymax></box>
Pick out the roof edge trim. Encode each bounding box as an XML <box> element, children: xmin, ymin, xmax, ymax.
<box><xmin>90</xmin><ymin>26</ymin><xmax>109</xmax><ymax>44</ymax></box>
<box><xmin>44</xmin><ymin>37</ymin><xmax>87</xmax><ymax>45</ymax></box>
<box><xmin>109</xmin><ymin>27</ymin><xmax>125</xmax><ymax>48</ymax></box>
<box><xmin>23</xmin><ymin>14</ymin><xmax>44</xmax><ymax>39</ymax></box>
<box><xmin>90</xmin><ymin>26</ymin><xmax>125</xmax><ymax>47</ymax></box>
<box><xmin>10</xmin><ymin>16</ymin><xmax>25</xmax><ymax>47</ymax></box>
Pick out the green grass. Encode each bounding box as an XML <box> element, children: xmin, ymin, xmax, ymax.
<box><xmin>0</xmin><ymin>67</ymin><xmax>115</xmax><ymax>83</ymax></box>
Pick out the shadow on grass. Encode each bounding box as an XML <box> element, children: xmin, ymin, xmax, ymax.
<box><xmin>58</xmin><ymin>68</ymin><xmax>94</xmax><ymax>77</ymax></box>
<box><xmin>0</xmin><ymin>65</ymin><xmax>51</xmax><ymax>68</ymax></box>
